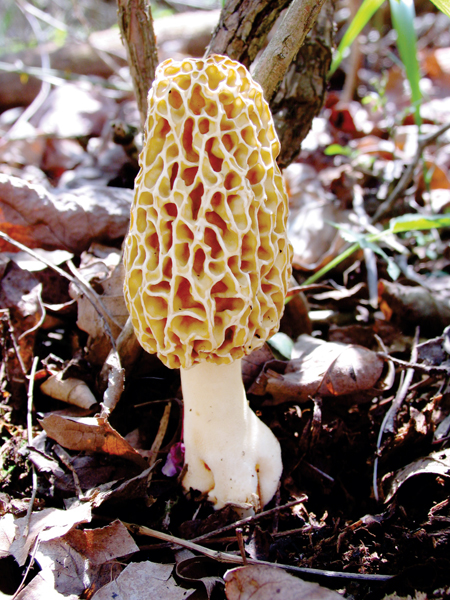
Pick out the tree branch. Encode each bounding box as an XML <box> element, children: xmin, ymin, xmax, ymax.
<box><xmin>117</xmin><ymin>0</ymin><xmax>158</xmax><ymax>129</ymax></box>
<box><xmin>206</xmin><ymin>0</ymin><xmax>291</xmax><ymax>66</ymax></box>
<box><xmin>252</xmin><ymin>0</ymin><xmax>328</xmax><ymax>102</ymax></box>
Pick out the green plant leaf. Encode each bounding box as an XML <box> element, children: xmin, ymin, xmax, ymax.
<box><xmin>428</xmin><ymin>0</ymin><xmax>450</xmax><ymax>17</ymax></box>
<box><xmin>324</xmin><ymin>144</ymin><xmax>354</xmax><ymax>156</ymax></box>
<box><xmin>329</xmin><ymin>0</ymin><xmax>386</xmax><ymax>75</ymax></box>
<box><xmin>390</xmin><ymin>214</ymin><xmax>450</xmax><ymax>232</ymax></box>
<box><xmin>389</xmin><ymin>0</ymin><xmax>422</xmax><ymax>125</ymax></box>
<box><xmin>267</xmin><ymin>332</ymin><xmax>294</xmax><ymax>360</ymax></box>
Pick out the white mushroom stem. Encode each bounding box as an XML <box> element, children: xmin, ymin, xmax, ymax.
<box><xmin>180</xmin><ymin>359</ymin><xmax>282</xmax><ymax>512</ymax></box>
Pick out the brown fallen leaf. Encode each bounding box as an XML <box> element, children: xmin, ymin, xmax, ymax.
<box><xmin>64</xmin><ymin>519</ymin><xmax>139</xmax><ymax>565</ymax></box>
<box><xmin>14</xmin><ymin>567</ymin><xmax>78</xmax><ymax>600</ymax></box>
<box><xmin>379</xmin><ymin>279</ymin><xmax>450</xmax><ymax>336</ymax></box>
<box><xmin>251</xmin><ymin>334</ymin><xmax>388</xmax><ymax>403</ymax></box>
<box><xmin>33</xmin><ymin>520</ymin><xmax>137</xmax><ymax>597</ymax></box>
<box><xmin>39</xmin><ymin>414</ymin><xmax>148</xmax><ymax>469</ymax></box>
<box><xmin>9</xmin><ymin>502</ymin><xmax>92</xmax><ymax>566</ymax></box>
<box><xmin>91</xmin><ymin>561</ymin><xmax>194</xmax><ymax>600</ymax></box>
<box><xmin>224</xmin><ymin>565</ymin><xmax>342</xmax><ymax>600</ymax></box>
<box><xmin>0</xmin><ymin>174</ymin><xmax>132</xmax><ymax>254</ymax></box>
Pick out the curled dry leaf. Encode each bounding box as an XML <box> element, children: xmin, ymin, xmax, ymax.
<box><xmin>225</xmin><ymin>565</ymin><xmax>342</xmax><ymax>600</ymax></box>
<box><xmin>384</xmin><ymin>448</ymin><xmax>450</xmax><ymax>503</ymax></box>
<box><xmin>40</xmin><ymin>374</ymin><xmax>98</xmax><ymax>409</ymax></box>
<box><xmin>0</xmin><ymin>174</ymin><xmax>132</xmax><ymax>254</ymax></box>
<box><xmin>251</xmin><ymin>334</ymin><xmax>388</xmax><ymax>403</ymax></box>
<box><xmin>39</xmin><ymin>414</ymin><xmax>148</xmax><ymax>469</ymax></box>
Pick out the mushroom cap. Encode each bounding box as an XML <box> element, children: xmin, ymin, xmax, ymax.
<box><xmin>123</xmin><ymin>54</ymin><xmax>293</xmax><ymax>369</ymax></box>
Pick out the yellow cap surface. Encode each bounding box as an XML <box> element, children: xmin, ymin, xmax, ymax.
<box><xmin>124</xmin><ymin>55</ymin><xmax>292</xmax><ymax>369</ymax></box>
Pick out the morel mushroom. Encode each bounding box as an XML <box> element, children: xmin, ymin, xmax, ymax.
<box><xmin>123</xmin><ymin>55</ymin><xmax>292</xmax><ymax>511</ymax></box>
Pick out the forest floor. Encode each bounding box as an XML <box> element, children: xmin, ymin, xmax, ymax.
<box><xmin>0</xmin><ymin>5</ymin><xmax>450</xmax><ymax>600</ymax></box>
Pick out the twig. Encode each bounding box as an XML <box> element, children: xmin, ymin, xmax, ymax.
<box><xmin>0</xmin><ymin>310</ymin><xmax>27</xmax><ymax>377</ymax></box>
<box><xmin>191</xmin><ymin>497</ymin><xmax>308</xmax><ymax>544</ymax></box>
<box><xmin>252</xmin><ymin>0</ymin><xmax>327</xmax><ymax>102</ymax></box>
<box><xmin>373</xmin><ymin>328</ymin><xmax>420</xmax><ymax>501</ymax></box>
<box><xmin>124</xmin><ymin>521</ymin><xmax>393</xmax><ymax>581</ymax></box>
<box><xmin>11</xmin><ymin>535</ymin><xmax>41</xmax><ymax>600</ymax></box>
<box><xmin>148</xmin><ymin>402</ymin><xmax>172</xmax><ymax>469</ymax></box>
<box><xmin>117</xmin><ymin>0</ymin><xmax>159</xmax><ymax>130</ymax></box>
<box><xmin>376</xmin><ymin>352</ymin><xmax>450</xmax><ymax>376</ymax></box>
<box><xmin>372</xmin><ymin>122</ymin><xmax>450</xmax><ymax>223</ymax></box>
<box><xmin>24</xmin><ymin>356</ymin><xmax>40</xmax><ymax>538</ymax></box>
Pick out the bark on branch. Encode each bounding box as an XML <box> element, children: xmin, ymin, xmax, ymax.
<box><xmin>206</xmin><ymin>0</ymin><xmax>292</xmax><ymax>66</ymax></box>
<box><xmin>252</xmin><ymin>0</ymin><xmax>329</xmax><ymax>102</ymax></box>
<box><xmin>117</xmin><ymin>0</ymin><xmax>158</xmax><ymax>129</ymax></box>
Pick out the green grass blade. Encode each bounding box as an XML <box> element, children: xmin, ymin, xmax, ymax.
<box><xmin>389</xmin><ymin>0</ymin><xmax>422</xmax><ymax>125</ymax></box>
<box><xmin>390</xmin><ymin>213</ymin><xmax>450</xmax><ymax>232</ymax></box>
<box><xmin>329</xmin><ymin>0</ymin><xmax>386</xmax><ymax>76</ymax></box>
<box><xmin>428</xmin><ymin>0</ymin><xmax>450</xmax><ymax>18</ymax></box>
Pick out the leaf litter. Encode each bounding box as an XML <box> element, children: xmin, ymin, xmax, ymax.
<box><xmin>1</xmin><ymin>4</ymin><xmax>450</xmax><ymax>600</ymax></box>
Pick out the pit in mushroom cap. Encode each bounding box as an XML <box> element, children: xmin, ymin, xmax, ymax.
<box><xmin>123</xmin><ymin>54</ymin><xmax>293</xmax><ymax>370</ymax></box>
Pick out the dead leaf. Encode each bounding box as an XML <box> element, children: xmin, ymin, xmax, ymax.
<box><xmin>30</xmin><ymin>83</ymin><xmax>117</xmax><ymax>139</ymax></box>
<box><xmin>39</xmin><ymin>414</ymin><xmax>148</xmax><ymax>469</ymax></box>
<box><xmin>91</xmin><ymin>561</ymin><xmax>194</xmax><ymax>600</ymax></box>
<box><xmin>379</xmin><ymin>279</ymin><xmax>450</xmax><ymax>336</ymax></box>
<box><xmin>0</xmin><ymin>513</ymin><xmax>15</xmax><ymax>558</ymax></box>
<box><xmin>63</xmin><ymin>519</ymin><xmax>139</xmax><ymax>565</ymax></box>
<box><xmin>224</xmin><ymin>565</ymin><xmax>342</xmax><ymax>600</ymax></box>
<box><xmin>285</xmin><ymin>164</ymin><xmax>351</xmax><ymax>272</ymax></box>
<box><xmin>384</xmin><ymin>448</ymin><xmax>450</xmax><ymax>502</ymax></box>
<box><xmin>14</xmin><ymin>567</ymin><xmax>78</xmax><ymax>600</ymax></box>
<box><xmin>40</xmin><ymin>374</ymin><xmax>98</xmax><ymax>409</ymax></box>
<box><xmin>9</xmin><ymin>502</ymin><xmax>92</xmax><ymax>566</ymax></box>
<box><xmin>0</xmin><ymin>174</ymin><xmax>132</xmax><ymax>254</ymax></box>
<box><xmin>70</xmin><ymin>246</ymin><xmax>128</xmax><ymax>366</ymax></box>
<box><xmin>33</xmin><ymin>521</ymin><xmax>136</xmax><ymax>597</ymax></box>
<box><xmin>253</xmin><ymin>334</ymin><xmax>387</xmax><ymax>403</ymax></box>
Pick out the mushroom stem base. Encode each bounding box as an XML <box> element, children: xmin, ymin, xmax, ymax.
<box><xmin>180</xmin><ymin>359</ymin><xmax>282</xmax><ymax>512</ymax></box>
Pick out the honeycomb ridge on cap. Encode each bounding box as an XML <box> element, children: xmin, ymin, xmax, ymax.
<box><xmin>123</xmin><ymin>54</ymin><xmax>293</xmax><ymax>370</ymax></box>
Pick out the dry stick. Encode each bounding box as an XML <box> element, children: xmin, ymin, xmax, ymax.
<box><xmin>24</xmin><ymin>356</ymin><xmax>40</xmax><ymax>538</ymax></box>
<box><xmin>0</xmin><ymin>310</ymin><xmax>28</xmax><ymax>377</ymax></box>
<box><xmin>117</xmin><ymin>0</ymin><xmax>159</xmax><ymax>130</ymax></box>
<box><xmin>372</xmin><ymin>121</ymin><xmax>450</xmax><ymax>223</ymax></box>
<box><xmin>373</xmin><ymin>328</ymin><xmax>420</xmax><ymax>502</ymax></box>
<box><xmin>148</xmin><ymin>402</ymin><xmax>172</xmax><ymax>470</ymax></box>
<box><xmin>191</xmin><ymin>497</ymin><xmax>308</xmax><ymax>544</ymax></box>
<box><xmin>124</xmin><ymin>521</ymin><xmax>392</xmax><ymax>581</ymax></box>
<box><xmin>377</xmin><ymin>352</ymin><xmax>450</xmax><ymax>376</ymax></box>
<box><xmin>0</xmin><ymin>232</ymin><xmax>124</xmax><ymax>412</ymax></box>
<box><xmin>252</xmin><ymin>0</ymin><xmax>328</xmax><ymax>102</ymax></box>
